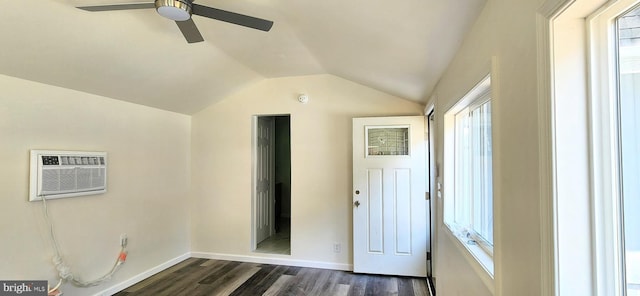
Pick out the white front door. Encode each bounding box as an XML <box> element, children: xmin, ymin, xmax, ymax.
<box><xmin>255</xmin><ymin>116</ymin><xmax>275</xmax><ymax>245</ymax></box>
<box><xmin>352</xmin><ymin>116</ymin><xmax>427</xmax><ymax>277</ymax></box>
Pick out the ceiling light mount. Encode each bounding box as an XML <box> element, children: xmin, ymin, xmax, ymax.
<box><xmin>155</xmin><ymin>0</ymin><xmax>193</xmax><ymax>21</ymax></box>
<box><xmin>298</xmin><ymin>94</ymin><xmax>309</xmax><ymax>104</ymax></box>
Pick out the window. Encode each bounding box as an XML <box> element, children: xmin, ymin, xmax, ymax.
<box><xmin>617</xmin><ymin>5</ymin><xmax>640</xmax><ymax>295</ymax></box>
<box><xmin>545</xmin><ymin>0</ymin><xmax>640</xmax><ymax>293</ymax></box>
<box><xmin>366</xmin><ymin>127</ymin><xmax>410</xmax><ymax>156</ymax></box>
<box><xmin>590</xmin><ymin>1</ymin><xmax>640</xmax><ymax>294</ymax></box>
<box><xmin>443</xmin><ymin>75</ymin><xmax>494</xmax><ymax>274</ymax></box>
<box><xmin>453</xmin><ymin>100</ymin><xmax>493</xmax><ymax>247</ymax></box>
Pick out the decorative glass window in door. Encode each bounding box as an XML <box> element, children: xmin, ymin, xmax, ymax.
<box><xmin>366</xmin><ymin>126</ymin><xmax>410</xmax><ymax>156</ymax></box>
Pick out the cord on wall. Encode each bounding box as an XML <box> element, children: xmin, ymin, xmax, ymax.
<box><xmin>41</xmin><ymin>196</ymin><xmax>128</xmax><ymax>287</ymax></box>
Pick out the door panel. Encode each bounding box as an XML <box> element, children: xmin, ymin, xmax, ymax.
<box><xmin>353</xmin><ymin>116</ymin><xmax>427</xmax><ymax>277</ymax></box>
<box><xmin>256</xmin><ymin>117</ymin><xmax>275</xmax><ymax>244</ymax></box>
<box><xmin>367</xmin><ymin>168</ymin><xmax>384</xmax><ymax>253</ymax></box>
<box><xmin>394</xmin><ymin>169</ymin><xmax>412</xmax><ymax>255</ymax></box>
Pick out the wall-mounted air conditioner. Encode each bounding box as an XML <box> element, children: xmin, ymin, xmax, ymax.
<box><xmin>29</xmin><ymin>150</ymin><xmax>107</xmax><ymax>201</ymax></box>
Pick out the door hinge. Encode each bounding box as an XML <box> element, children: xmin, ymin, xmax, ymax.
<box><xmin>425</xmin><ymin>192</ymin><xmax>430</xmax><ymax>200</ymax></box>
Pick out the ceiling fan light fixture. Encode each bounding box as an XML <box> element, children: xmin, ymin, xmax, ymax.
<box><xmin>155</xmin><ymin>0</ymin><xmax>192</xmax><ymax>21</ymax></box>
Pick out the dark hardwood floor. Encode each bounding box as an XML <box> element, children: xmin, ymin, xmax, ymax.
<box><xmin>114</xmin><ymin>258</ymin><xmax>429</xmax><ymax>296</ymax></box>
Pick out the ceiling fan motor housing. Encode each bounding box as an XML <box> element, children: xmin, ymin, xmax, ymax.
<box><xmin>155</xmin><ymin>0</ymin><xmax>193</xmax><ymax>21</ymax></box>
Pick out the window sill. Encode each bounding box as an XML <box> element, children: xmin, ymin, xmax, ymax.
<box><xmin>444</xmin><ymin>224</ymin><xmax>495</xmax><ymax>294</ymax></box>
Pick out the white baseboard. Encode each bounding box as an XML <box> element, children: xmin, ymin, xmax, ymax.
<box><xmin>92</xmin><ymin>252</ymin><xmax>350</xmax><ymax>295</ymax></box>
<box><xmin>93</xmin><ymin>252</ymin><xmax>190</xmax><ymax>296</ymax></box>
<box><xmin>191</xmin><ymin>252</ymin><xmax>353</xmax><ymax>271</ymax></box>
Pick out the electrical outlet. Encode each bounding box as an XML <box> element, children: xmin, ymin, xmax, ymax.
<box><xmin>120</xmin><ymin>233</ymin><xmax>128</xmax><ymax>247</ymax></box>
<box><xmin>333</xmin><ymin>243</ymin><xmax>341</xmax><ymax>253</ymax></box>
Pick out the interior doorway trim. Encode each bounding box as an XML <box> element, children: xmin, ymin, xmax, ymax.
<box><xmin>251</xmin><ymin>114</ymin><xmax>292</xmax><ymax>254</ymax></box>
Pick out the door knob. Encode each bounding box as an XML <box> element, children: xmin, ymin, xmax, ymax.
<box><xmin>354</xmin><ymin>200</ymin><xmax>361</xmax><ymax>207</ymax></box>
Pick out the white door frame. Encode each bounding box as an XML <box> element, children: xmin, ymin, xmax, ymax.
<box><xmin>425</xmin><ymin>102</ymin><xmax>437</xmax><ymax>292</ymax></box>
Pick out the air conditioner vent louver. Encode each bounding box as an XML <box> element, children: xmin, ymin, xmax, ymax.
<box><xmin>29</xmin><ymin>150</ymin><xmax>107</xmax><ymax>201</ymax></box>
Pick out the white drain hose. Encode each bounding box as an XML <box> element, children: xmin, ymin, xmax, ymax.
<box><xmin>42</xmin><ymin>196</ymin><xmax>128</xmax><ymax>287</ymax></box>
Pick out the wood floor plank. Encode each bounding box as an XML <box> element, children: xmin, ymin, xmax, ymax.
<box><xmin>307</xmin><ymin>268</ymin><xmax>333</xmax><ymax>295</ymax></box>
<box><xmin>321</xmin><ymin>269</ymin><xmax>344</xmax><ymax>294</ymax></box>
<box><xmin>278</xmin><ymin>268</ymin><xmax>312</xmax><ymax>295</ymax></box>
<box><xmin>192</xmin><ymin>264</ymin><xmax>261</xmax><ymax>296</ymax></box>
<box><xmin>283</xmin><ymin>266</ymin><xmax>301</xmax><ymax>276</ymax></box>
<box><xmin>363</xmin><ymin>275</ymin><xmax>400</xmax><ymax>296</ymax></box>
<box><xmin>116</xmin><ymin>258</ymin><xmax>429</xmax><ymax>296</ymax></box>
<box><xmin>347</xmin><ymin>273</ymin><xmax>369</xmax><ymax>296</ymax></box>
<box><xmin>198</xmin><ymin>261</ymin><xmax>242</xmax><ymax>284</ymax></box>
<box><xmin>364</xmin><ymin>276</ymin><xmax>385</xmax><ymax>296</ymax></box>
<box><xmin>397</xmin><ymin>277</ymin><xmax>415</xmax><ymax>296</ymax></box>
<box><xmin>172</xmin><ymin>262</ymin><xmax>249</xmax><ymax>296</ymax></box>
<box><xmin>122</xmin><ymin>258</ymin><xmax>200</xmax><ymax>293</ymax></box>
<box><xmin>125</xmin><ymin>259</ymin><xmax>225</xmax><ymax>295</ymax></box>
<box><xmin>338</xmin><ymin>271</ymin><xmax>353</xmax><ymax>285</ymax></box>
<box><xmin>200</xmin><ymin>259</ymin><xmax>221</xmax><ymax>267</ymax></box>
<box><xmin>228</xmin><ymin>264</ymin><xmax>282</xmax><ymax>296</ymax></box>
<box><xmin>250</xmin><ymin>265</ymin><xmax>289</xmax><ymax>295</ymax></box>
<box><xmin>216</xmin><ymin>265</ymin><xmax>261</xmax><ymax>296</ymax></box>
<box><xmin>287</xmin><ymin>267</ymin><xmax>319</xmax><ymax>293</ymax></box>
<box><xmin>387</xmin><ymin>278</ymin><xmax>399</xmax><ymax>295</ymax></box>
<box><xmin>276</xmin><ymin>280</ymin><xmax>304</xmax><ymax>296</ymax></box>
<box><xmin>175</xmin><ymin>258</ymin><xmax>209</xmax><ymax>274</ymax></box>
<box><xmin>261</xmin><ymin>274</ymin><xmax>294</xmax><ymax>296</ymax></box>
<box><xmin>411</xmin><ymin>278</ymin><xmax>429</xmax><ymax>296</ymax></box>
<box><xmin>334</xmin><ymin>284</ymin><xmax>352</xmax><ymax>296</ymax></box>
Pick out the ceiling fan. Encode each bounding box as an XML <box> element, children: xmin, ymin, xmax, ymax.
<box><xmin>77</xmin><ymin>0</ymin><xmax>274</xmax><ymax>43</ymax></box>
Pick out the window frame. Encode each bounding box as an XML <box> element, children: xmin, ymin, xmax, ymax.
<box><xmin>443</xmin><ymin>74</ymin><xmax>494</xmax><ymax>276</ymax></box>
<box><xmin>364</xmin><ymin>125</ymin><xmax>411</xmax><ymax>157</ymax></box>
<box><xmin>589</xmin><ymin>0</ymin><xmax>640</xmax><ymax>294</ymax></box>
<box><xmin>536</xmin><ymin>0</ymin><xmax>640</xmax><ymax>294</ymax></box>
<box><xmin>452</xmin><ymin>95</ymin><xmax>494</xmax><ymax>254</ymax></box>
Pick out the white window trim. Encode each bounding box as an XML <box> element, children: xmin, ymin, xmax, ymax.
<box><xmin>537</xmin><ymin>0</ymin><xmax>638</xmax><ymax>294</ymax></box>
<box><xmin>444</xmin><ymin>223</ymin><xmax>494</xmax><ymax>276</ymax></box>
<box><xmin>589</xmin><ymin>1</ymin><xmax>638</xmax><ymax>294</ymax></box>
<box><xmin>443</xmin><ymin>73</ymin><xmax>495</xmax><ymax>289</ymax></box>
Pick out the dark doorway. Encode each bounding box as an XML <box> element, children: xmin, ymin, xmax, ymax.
<box><xmin>274</xmin><ymin>116</ymin><xmax>291</xmax><ymax>236</ymax></box>
<box><xmin>254</xmin><ymin>115</ymin><xmax>291</xmax><ymax>255</ymax></box>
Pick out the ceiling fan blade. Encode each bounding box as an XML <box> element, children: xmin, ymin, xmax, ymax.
<box><xmin>77</xmin><ymin>3</ymin><xmax>155</xmax><ymax>12</ymax></box>
<box><xmin>176</xmin><ymin>19</ymin><xmax>204</xmax><ymax>43</ymax></box>
<box><xmin>192</xmin><ymin>4</ymin><xmax>273</xmax><ymax>32</ymax></box>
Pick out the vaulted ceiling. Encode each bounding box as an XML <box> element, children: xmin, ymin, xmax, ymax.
<box><xmin>0</xmin><ymin>0</ymin><xmax>485</xmax><ymax>114</ymax></box>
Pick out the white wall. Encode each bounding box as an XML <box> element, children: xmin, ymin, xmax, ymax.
<box><xmin>0</xmin><ymin>75</ymin><xmax>191</xmax><ymax>295</ymax></box>
<box><xmin>431</xmin><ymin>0</ymin><xmax>545</xmax><ymax>295</ymax></box>
<box><xmin>190</xmin><ymin>74</ymin><xmax>423</xmax><ymax>267</ymax></box>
